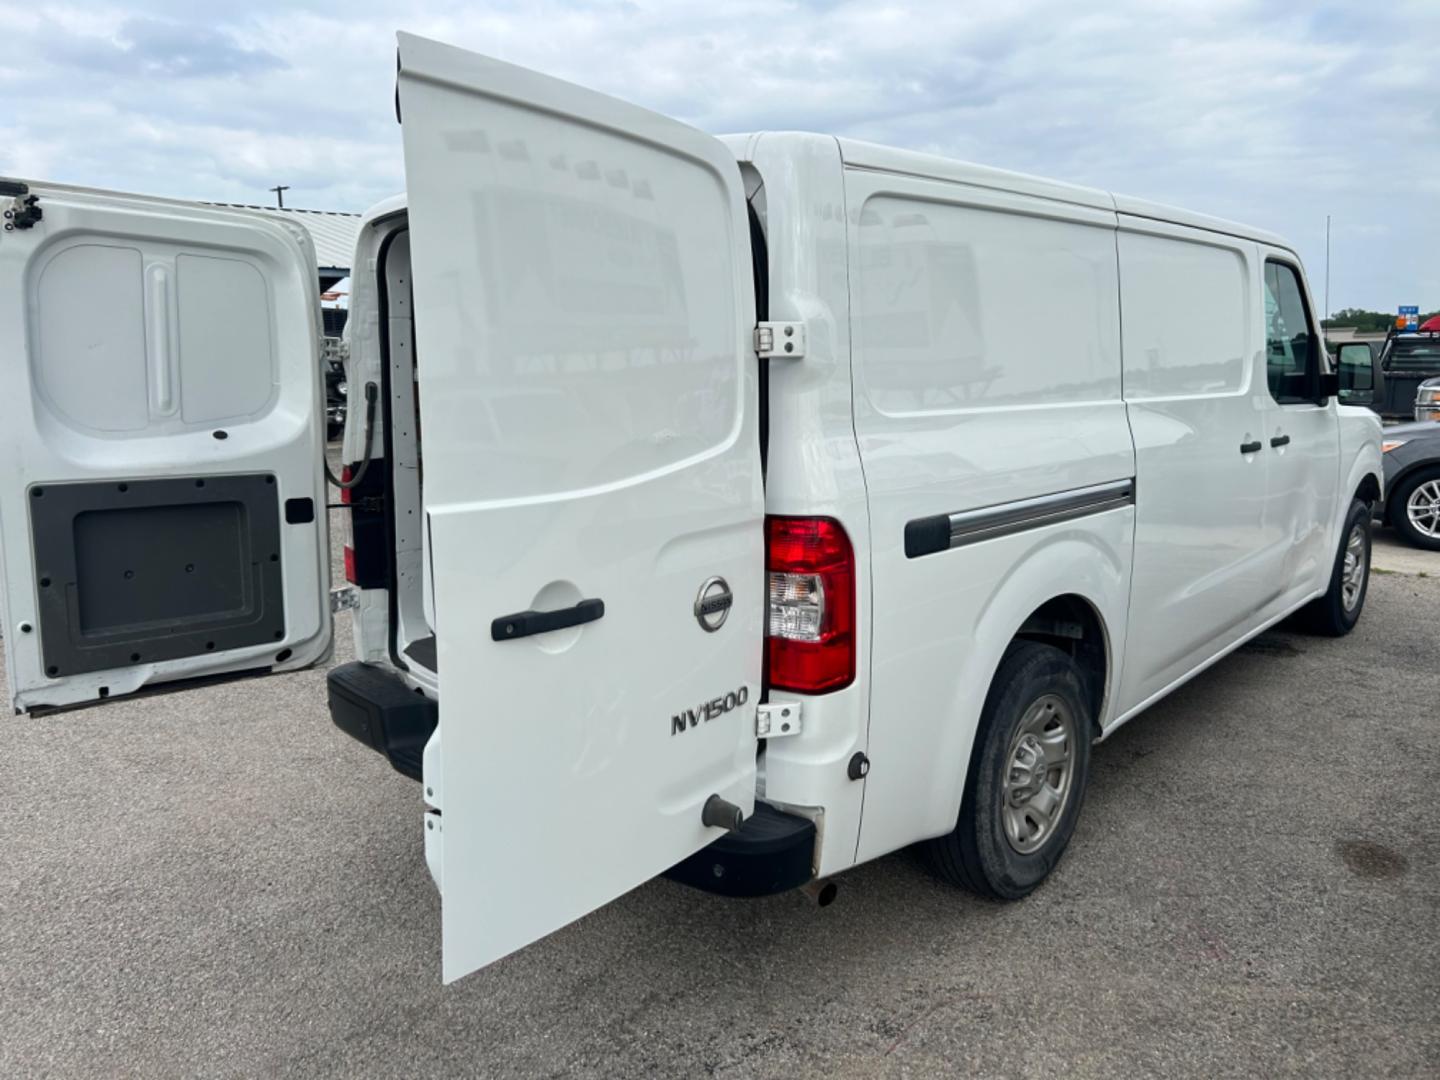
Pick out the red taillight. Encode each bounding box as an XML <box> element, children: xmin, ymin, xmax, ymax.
<box><xmin>765</xmin><ymin>516</ymin><xmax>855</xmax><ymax>694</ymax></box>
<box><xmin>340</xmin><ymin>464</ymin><xmax>356</xmax><ymax>583</ymax></box>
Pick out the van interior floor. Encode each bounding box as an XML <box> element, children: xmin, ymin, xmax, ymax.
<box><xmin>403</xmin><ymin>635</ymin><xmax>437</xmax><ymax>671</ymax></box>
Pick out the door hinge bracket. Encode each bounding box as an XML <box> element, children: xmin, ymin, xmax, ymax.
<box><xmin>330</xmin><ymin>586</ymin><xmax>360</xmax><ymax>613</ymax></box>
<box><xmin>755</xmin><ymin>321</ymin><xmax>805</xmax><ymax>359</ymax></box>
<box><xmin>321</xmin><ymin>336</ymin><xmax>350</xmax><ymax>365</ymax></box>
<box><xmin>3</xmin><ymin>183</ymin><xmax>41</xmax><ymax>231</ymax></box>
<box><xmin>757</xmin><ymin>701</ymin><xmax>802</xmax><ymax>739</ymax></box>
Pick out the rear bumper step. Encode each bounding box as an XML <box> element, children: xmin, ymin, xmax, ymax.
<box><xmin>327</xmin><ymin>661</ymin><xmax>436</xmax><ymax>781</ymax></box>
<box><xmin>664</xmin><ymin>802</ymin><xmax>817</xmax><ymax>898</ymax></box>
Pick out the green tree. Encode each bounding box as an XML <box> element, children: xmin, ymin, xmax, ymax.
<box><xmin>1325</xmin><ymin>308</ymin><xmax>1439</xmax><ymax>332</ymax></box>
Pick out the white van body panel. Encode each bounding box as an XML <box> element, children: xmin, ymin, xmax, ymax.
<box><xmin>838</xmin><ymin>157</ymin><xmax>1136</xmax><ymax>859</ymax></box>
<box><xmin>395</xmin><ymin>34</ymin><xmax>764</xmax><ymax>982</ymax></box>
<box><xmin>0</xmin><ymin>184</ymin><xmax>331</xmax><ymax>712</ymax></box>
<box><xmin>1337</xmin><ymin>407</ymin><xmax>1385</xmax><ymax>534</ymax></box>
<box><xmin>1112</xmin><ymin>219</ymin><xmax>1275</xmax><ymax>714</ymax></box>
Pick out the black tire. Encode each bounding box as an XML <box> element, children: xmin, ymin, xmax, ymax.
<box><xmin>1297</xmin><ymin>498</ymin><xmax>1371</xmax><ymax>636</ymax></box>
<box><xmin>924</xmin><ymin>641</ymin><xmax>1093</xmax><ymax>900</ymax></box>
<box><xmin>1389</xmin><ymin>466</ymin><xmax>1440</xmax><ymax>552</ymax></box>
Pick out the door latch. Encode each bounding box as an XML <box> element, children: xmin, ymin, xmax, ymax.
<box><xmin>756</xmin><ymin>701</ymin><xmax>802</xmax><ymax>738</ymax></box>
<box><xmin>754</xmin><ymin>321</ymin><xmax>805</xmax><ymax>359</ymax></box>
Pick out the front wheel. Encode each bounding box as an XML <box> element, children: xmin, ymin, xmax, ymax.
<box><xmin>1390</xmin><ymin>467</ymin><xmax>1440</xmax><ymax>551</ymax></box>
<box><xmin>1298</xmin><ymin>498</ymin><xmax>1371</xmax><ymax>636</ymax></box>
<box><xmin>924</xmin><ymin>641</ymin><xmax>1093</xmax><ymax>900</ymax></box>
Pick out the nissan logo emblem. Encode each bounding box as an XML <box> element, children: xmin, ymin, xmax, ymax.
<box><xmin>694</xmin><ymin>576</ymin><xmax>733</xmax><ymax>633</ymax></box>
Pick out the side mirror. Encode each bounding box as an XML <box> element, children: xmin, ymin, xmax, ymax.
<box><xmin>1334</xmin><ymin>342</ymin><xmax>1379</xmax><ymax>406</ymax></box>
<box><xmin>1317</xmin><ymin>371</ymin><xmax>1340</xmax><ymax>400</ymax></box>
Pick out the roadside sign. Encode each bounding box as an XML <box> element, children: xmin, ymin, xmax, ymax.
<box><xmin>1399</xmin><ymin>305</ymin><xmax>1420</xmax><ymax>331</ymax></box>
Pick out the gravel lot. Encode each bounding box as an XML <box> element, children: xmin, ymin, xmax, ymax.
<box><xmin>2</xmin><ymin>511</ymin><xmax>1437</xmax><ymax>1078</ymax></box>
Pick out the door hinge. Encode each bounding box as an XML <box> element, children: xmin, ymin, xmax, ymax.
<box><xmin>757</xmin><ymin>701</ymin><xmax>802</xmax><ymax>738</ymax></box>
<box><xmin>755</xmin><ymin>321</ymin><xmax>805</xmax><ymax>359</ymax></box>
<box><xmin>2</xmin><ymin>182</ymin><xmax>41</xmax><ymax>231</ymax></box>
<box><xmin>330</xmin><ymin>586</ymin><xmax>360</xmax><ymax>613</ymax></box>
<box><xmin>321</xmin><ymin>336</ymin><xmax>349</xmax><ymax>365</ymax></box>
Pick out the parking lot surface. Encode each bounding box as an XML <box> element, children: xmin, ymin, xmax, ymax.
<box><xmin>2</xmin><ymin>518</ymin><xmax>1437</xmax><ymax>1078</ymax></box>
<box><xmin>1373</xmin><ymin>529</ymin><xmax>1439</xmax><ymax>576</ymax></box>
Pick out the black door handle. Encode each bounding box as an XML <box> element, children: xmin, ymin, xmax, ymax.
<box><xmin>1270</xmin><ymin>435</ymin><xmax>1291</xmax><ymax>448</ymax></box>
<box><xmin>1240</xmin><ymin>440</ymin><xmax>1262</xmax><ymax>454</ymax></box>
<box><xmin>492</xmin><ymin>598</ymin><xmax>605</xmax><ymax>641</ymax></box>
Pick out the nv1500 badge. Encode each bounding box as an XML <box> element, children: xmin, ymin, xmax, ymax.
<box><xmin>671</xmin><ymin>685</ymin><xmax>748</xmax><ymax>736</ymax></box>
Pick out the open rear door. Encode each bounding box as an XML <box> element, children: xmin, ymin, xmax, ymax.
<box><xmin>396</xmin><ymin>34</ymin><xmax>764</xmax><ymax>981</ymax></box>
<box><xmin>0</xmin><ymin>184</ymin><xmax>331</xmax><ymax>712</ymax></box>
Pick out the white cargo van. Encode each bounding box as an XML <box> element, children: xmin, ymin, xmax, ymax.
<box><xmin>0</xmin><ymin>34</ymin><xmax>1383</xmax><ymax>983</ymax></box>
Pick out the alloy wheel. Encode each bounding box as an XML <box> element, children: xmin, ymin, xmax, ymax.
<box><xmin>1406</xmin><ymin>479</ymin><xmax>1440</xmax><ymax>540</ymax></box>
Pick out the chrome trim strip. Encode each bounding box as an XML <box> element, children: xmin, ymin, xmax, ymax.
<box><xmin>948</xmin><ymin>479</ymin><xmax>1135</xmax><ymax>547</ymax></box>
<box><xmin>906</xmin><ymin>479</ymin><xmax>1135</xmax><ymax>558</ymax></box>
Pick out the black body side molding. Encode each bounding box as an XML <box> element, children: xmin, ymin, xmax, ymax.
<box><xmin>905</xmin><ymin>515</ymin><xmax>952</xmax><ymax>558</ymax></box>
<box><xmin>904</xmin><ymin>478</ymin><xmax>1136</xmax><ymax>559</ymax></box>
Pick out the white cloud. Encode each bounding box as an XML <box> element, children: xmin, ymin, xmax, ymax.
<box><xmin>0</xmin><ymin>0</ymin><xmax>1435</xmax><ymax>309</ymax></box>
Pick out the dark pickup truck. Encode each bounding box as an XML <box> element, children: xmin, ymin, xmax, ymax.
<box><xmin>1377</xmin><ymin>331</ymin><xmax>1440</xmax><ymax>420</ymax></box>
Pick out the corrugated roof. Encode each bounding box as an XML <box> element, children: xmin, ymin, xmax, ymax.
<box><xmin>206</xmin><ymin>203</ymin><xmax>362</xmax><ymax>272</ymax></box>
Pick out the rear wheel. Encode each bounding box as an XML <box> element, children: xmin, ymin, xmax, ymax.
<box><xmin>924</xmin><ymin>641</ymin><xmax>1092</xmax><ymax>899</ymax></box>
<box><xmin>1390</xmin><ymin>467</ymin><xmax>1440</xmax><ymax>552</ymax></box>
<box><xmin>1298</xmin><ymin>498</ymin><xmax>1371</xmax><ymax>636</ymax></box>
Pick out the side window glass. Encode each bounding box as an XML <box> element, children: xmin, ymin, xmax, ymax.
<box><xmin>1264</xmin><ymin>261</ymin><xmax>1317</xmax><ymax>405</ymax></box>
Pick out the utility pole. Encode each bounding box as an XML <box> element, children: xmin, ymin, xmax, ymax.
<box><xmin>270</xmin><ymin>184</ymin><xmax>290</xmax><ymax>209</ymax></box>
<box><xmin>1324</xmin><ymin>214</ymin><xmax>1331</xmax><ymax>329</ymax></box>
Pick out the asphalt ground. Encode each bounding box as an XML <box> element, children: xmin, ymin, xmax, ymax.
<box><xmin>1373</xmin><ymin>528</ymin><xmax>1439</xmax><ymax>575</ymax></box>
<box><xmin>1</xmin><ymin>505</ymin><xmax>1437</xmax><ymax>1078</ymax></box>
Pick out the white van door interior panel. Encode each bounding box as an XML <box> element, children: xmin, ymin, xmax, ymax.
<box><xmin>396</xmin><ymin>34</ymin><xmax>764</xmax><ymax>982</ymax></box>
<box><xmin>0</xmin><ymin>185</ymin><xmax>331</xmax><ymax>712</ymax></box>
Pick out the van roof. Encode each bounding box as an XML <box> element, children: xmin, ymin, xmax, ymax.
<box><xmin>357</xmin><ymin>132</ymin><xmax>1293</xmax><ymax>256</ymax></box>
<box><xmin>834</xmin><ymin>136</ymin><xmax>1290</xmax><ymax>252</ymax></box>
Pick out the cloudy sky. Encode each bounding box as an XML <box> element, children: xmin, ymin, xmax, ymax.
<box><xmin>1</xmin><ymin>0</ymin><xmax>1435</xmax><ymax>311</ymax></box>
